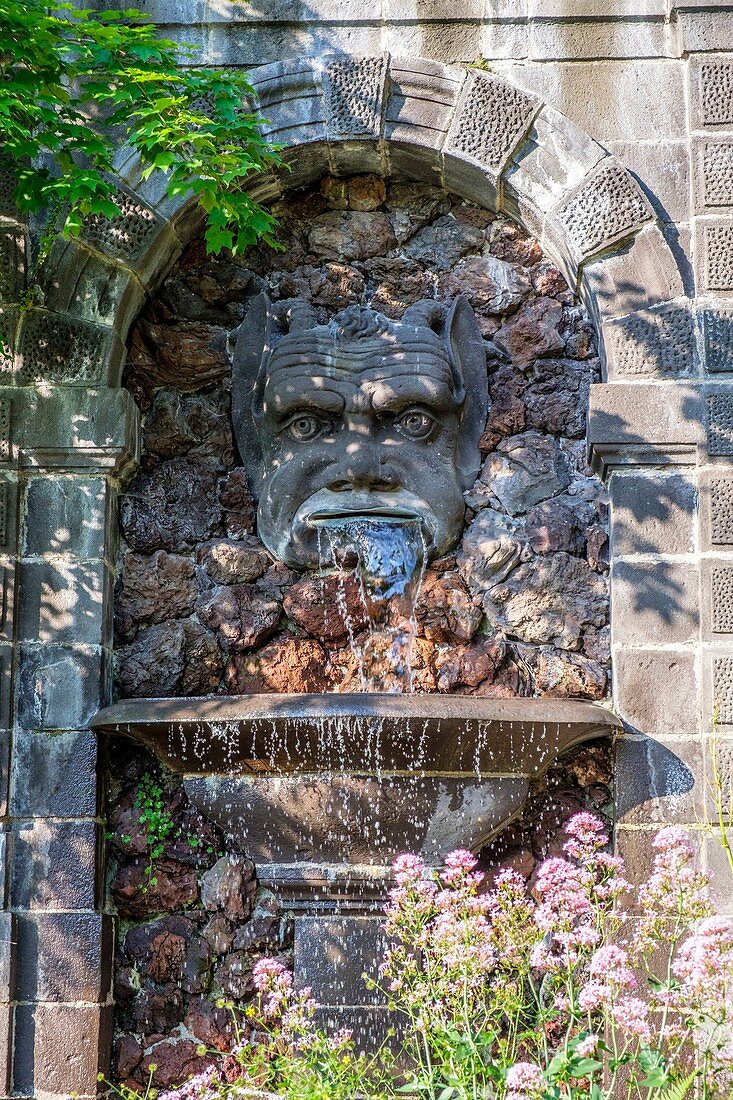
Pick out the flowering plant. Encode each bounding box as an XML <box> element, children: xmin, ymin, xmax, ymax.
<box><xmin>105</xmin><ymin>815</ymin><xmax>733</xmax><ymax>1100</ymax></box>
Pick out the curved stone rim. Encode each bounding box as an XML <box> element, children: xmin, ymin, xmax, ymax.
<box><xmin>1</xmin><ymin>54</ymin><xmax>688</xmax><ymax>389</ymax></box>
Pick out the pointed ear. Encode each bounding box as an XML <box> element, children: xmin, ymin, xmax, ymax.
<box><xmin>445</xmin><ymin>295</ymin><xmax>489</xmax><ymax>489</ymax></box>
<box><xmin>230</xmin><ymin>292</ymin><xmax>276</xmax><ymax>499</ymax></box>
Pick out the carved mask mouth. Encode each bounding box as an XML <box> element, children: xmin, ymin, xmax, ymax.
<box><xmin>291</xmin><ymin>488</ymin><xmax>438</xmax><ymax>552</ymax></box>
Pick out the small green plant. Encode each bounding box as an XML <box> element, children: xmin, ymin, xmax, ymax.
<box><xmin>134</xmin><ymin>771</ymin><xmax>176</xmax><ymax>891</ymax></box>
<box><xmin>0</xmin><ymin>0</ymin><xmax>281</xmax><ymax>279</ymax></box>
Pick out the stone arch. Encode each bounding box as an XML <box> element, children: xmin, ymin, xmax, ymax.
<box><xmin>8</xmin><ymin>54</ymin><xmax>692</xmax><ymax>391</ymax></box>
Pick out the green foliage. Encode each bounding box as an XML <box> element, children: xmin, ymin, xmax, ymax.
<box><xmin>133</xmin><ymin>770</ymin><xmax>176</xmax><ymax>890</ymax></box>
<box><xmin>0</xmin><ymin>0</ymin><xmax>281</xmax><ymax>263</ymax></box>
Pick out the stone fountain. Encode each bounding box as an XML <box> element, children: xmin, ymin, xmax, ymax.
<box><xmin>94</xmin><ymin>292</ymin><xmax>619</xmax><ymax>1041</ymax></box>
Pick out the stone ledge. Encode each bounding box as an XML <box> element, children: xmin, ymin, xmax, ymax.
<box><xmin>588</xmin><ymin>382</ymin><xmax>703</xmax><ymax>477</ymax></box>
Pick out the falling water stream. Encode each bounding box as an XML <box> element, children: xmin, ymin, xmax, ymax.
<box><xmin>316</xmin><ymin>516</ymin><xmax>427</xmax><ymax>693</ymax></box>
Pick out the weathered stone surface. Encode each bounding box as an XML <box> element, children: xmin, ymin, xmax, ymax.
<box><xmin>308</xmin><ymin>211</ymin><xmax>396</xmax><ymax>260</ymax></box>
<box><xmin>197</xmin><ymin>583</ymin><xmax>281</xmax><ymax>652</ymax></box>
<box><xmin>113</xmin><ymin>860</ymin><xmax>199</xmax><ymax>919</ymax></box>
<box><xmin>531</xmin><ymin>263</ymin><xmax>570</xmax><ymax>299</ymax></box>
<box><xmin>200</xmin><ymin>855</ymin><xmax>256</xmax><ymax>921</ymax></box>
<box><xmin>414</xmin><ymin>571</ymin><xmax>482</xmax><ymax>644</ymax></box>
<box><xmin>458</xmin><ymin>508</ymin><xmax>523</xmax><ymax>594</ymax></box>
<box><xmin>115</xmin><ymin>551</ymin><xmax>198</xmax><ymax>641</ymax></box>
<box><xmin>269</xmin><ymin>262</ymin><xmax>365</xmax><ymax>317</ymax></box>
<box><xmin>364</xmin><ymin>256</ymin><xmax>436</xmax><ymax>318</ymax></box>
<box><xmin>386</xmin><ymin>181</ymin><xmax>451</xmax><ymax>226</ymax></box>
<box><xmin>202</xmin><ymin>914</ymin><xmax>234</xmax><ymax>957</ymax></box>
<box><xmin>519</xmin><ymin>645</ymin><xmax>607</xmax><ymax>699</ymax></box>
<box><xmin>214</xmin><ymin>950</ymin><xmax>254</xmax><ymax>1001</ymax></box>
<box><xmin>233</xmin><ymin>890</ymin><xmax>281</xmax><ymax>953</ymax></box>
<box><xmin>226</xmin><ymin>635</ymin><xmax>330</xmax><ymax>694</ymax></box>
<box><xmin>494</xmin><ymin>297</ymin><xmax>565</xmax><ymax>368</ymax></box>
<box><xmin>143</xmin><ymin>389</ymin><xmax>234</xmax><ymax>470</ymax></box>
<box><xmin>127</xmin><ymin>321</ymin><xmax>230</xmax><ymax>407</ymax></box>
<box><xmin>158</xmin><ymin>246</ymin><xmax>259</xmax><ymax>325</ymax></box>
<box><xmin>433</xmin><ymin>634</ymin><xmax>510</xmax><ymax>694</ymax></box>
<box><xmin>116</xmin><ymin>619</ymin><xmax>223</xmax><ymax>698</ymax></box>
<box><xmin>219</xmin><ymin>467</ymin><xmax>256</xmax><ymax>539</ymax></box>
<box><xmin>124</xmin><ymin>916</ymin><xmax>210</xmax><ymax>992</ymax></box>
<box><xmin>198</xmin><ymin>539</ymin><xmax>271</xmax><ymax>585</ymax></box>
<box><xmin>402</xmin><ymin>215</ymin><xmax>485</xmax><ymax>271</ymax></box>
<box><xmin>472</xmin><ymin>432</ymin><xmax>572</xmax><ymax>516</ymax></box>
<box><xmin>184</xmin><ymin>997</ymin><xmax>234</xmax><ymax>1052</ymax></box>
<box><xmin>525</xmin><ymin>495</ymin><xmax>595</xmax><ymax>555</ymax></box>
<box><xmin>120</xmin><ymin>458</ymin><xmax>222</xmax><ymax>553</ymax></box>
<box><xmin>479</xmin><ymin>365</ymin><xmax>527</xmax><ymax>451</ymax></box>
<box><xmin>141</xmin><ymin>1040</ymin><xmax>214</xmax><ymax>1090</ymax></box>
<box><xmin>490</xmin><ymin>219</ymin><xmax>543</xmax><ymax>267</ymax></box>
<box><xmin>438</xmin><ymin>255</ymin><xmax>531</xmax><ymax>319</ymax></box>
<box><xmin>484</xmin><ymin>552</ymin><xmax>608</xmax><ymax>649</ymax></box>
<box><xmin>524</xmin><ymin>357</ymin><xmax>595</xmax><ymax>438</ymax></box>
<box><xmin>283</xmin><ymin>571</ymin><xmax>368</xmax><ymax>642</ymax></box>
<box><xmin>320</xmin><ymin>174</ymin><xmax>386</xmax><ymax>211</ymax></box>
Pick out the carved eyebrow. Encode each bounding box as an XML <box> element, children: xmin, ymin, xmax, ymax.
<box><xmin>264</xmin><ymin>382</ymin><xmax>346</xmax><ymax>420</ymax></box>
<box><xmin>369</xmin><ymin>377</ymin><xmax>456</xmax><ymax>414</ymax></box>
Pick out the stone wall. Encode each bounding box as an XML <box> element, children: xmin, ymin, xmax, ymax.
<box><xmin>114</xmin><ymin>174</ymin><xmax>608</xmax><ymax>703</ymax></box>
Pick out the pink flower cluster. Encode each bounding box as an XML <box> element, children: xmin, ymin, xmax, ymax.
<box><xmin>159</xmin><ymin>1066</ymin><xmax>219</xmax><ymax>1100</ymax></box>
<box><xmin>251</xmin><ymin>957</ymin><xmax>317</xmax><ymax>1045</ymax></box>
<box><xmin>638</xmin><ymin>826</ymin><xmax>711</xmax><ymax>944</ymax></box>
<box><xmin>505</xmin><ymin>1061</ymin><xmax>545</xmax><ymax>1099</ymax></box>
<box><xmin>673</xmin><ymin>916</ymin><xmax>733</xmax><ymax>1013</ymax></box>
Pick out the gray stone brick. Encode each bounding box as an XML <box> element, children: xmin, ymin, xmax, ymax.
<box><xmin>9</xmin><ymin>819</ymin><xmax>101</xmax><ymax>911</ymax></box>
<box><xmin>610</xmin><ymin>471</ymin><xmax>696</xmax><ymax>556</ymax></box>
<box><xmin>612</xmin><ymin>561</ymin><xmax>699</xmax><ymax>646</ymax></box>
<box><xmin>23</xmin><ymin>476</ymin><xmax>109</xmax><ymax>560</ymax></box>
<box><xmin>695</xmin><ymin>218</ymin><xmax>733</xmax><ymax>294</ymax></box>
<box><xmin>14</xmin><ymin>1002</ymin><xmax>112</xmax><ymax>1098</ymax></box>
<box><xmin>613</xmin><ymin>649</ymin><xmax>698</xmax><ymax>736</ymax></box>
<box><xmin>294</xmin><ymin>916</ymin><xmax>386</xmax><ymax>1006</ymax></box>
<box><xmin>581</xmin><ymin>226</ymin><xmax>685</xmax><ymax>322</ymax></box>
<box><xmin>16</xmin><ymin>561</ymin><xmax>107</xmax><ymax>647</ymax></box>
<box><xmin>9</xmin><ymin>730</ymin><xmax>98</xmax><ymax>819</ymax></box>
<box><xmin>15</xmin><ymin>913</ymin><xmax>113</xmax><ymax>1002</ymax></box>
<box><xmin>17</xmin><ymin>644</ymin><xmax>103</xmax><ymax>732</ymax></box>
<box><xmin>615</xmin><ymin>736</ymin><xmax>702</xmax><ymax>826</ymax></box>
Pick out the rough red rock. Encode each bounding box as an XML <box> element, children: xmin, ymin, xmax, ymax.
<box><xmin>116</xmin><ymin>619</ymin><xmax>223</xmax><ymax>698</ymax></box>
<box><xmin>270</xmin><ymin>262</ymin><xmax>365</xmax><ymax>316</ymax></box>
<box><xmin>490</xmin><ymin>220</ymin><xmax>543</xmax><ymax>266</ymax></box>
<box><xmin>308</xmin><ymin>210</ymin><xmax>396</xmax><ymax>260</ymax></box>
<box><xmin>365</xmin><ymin>256</ymin><xmax>436</xmax><ymax>318</ymax></box>
<box><xmin>320</xmin><ymin>173</ymin><xmax>387</xmax><ymax>211</ymax></box>
<box><xmin>522</xmin><ymin>646</ymin><xmax>607</xmax><ymax>699</ymax></box>
<box><xmin>433</xmin><ymin>634</ymin><xmax>507</xmax><ymax>694</ymax></box>
<box><xmin>525</xmin><ymin>496</ymin><xmax>594</xmax><ymax>556</ymax></box>
<box><xmin>283</xmin><ymin>571</ymin><xmax>368</xmax><ymax>642</ymax></box>
<box><xmin>141</xmin><ymin>1041</ymin><xmax>214</xmax><ymax>1090</ymax></box>
<box><xmin>115</xmin><ymin>1034</ymin><xmax>144</xmax><ymax>1081</ymax></box>
<box><xmin>531</xmin><ymin>262</ymin><xmax>570</xmax><ymax>299</ymax></box>
<box><xmin>133</xmin><ymin>986</ymin><xmax>186</xmax><ymax>1036</ymax></box>
<box><xmin>415</xmin><ymin>571</ymin><xmax>482</xmax><ymax>644</ymax></box>
<box><xmin>385</xmin><ymin>181</ymin><xmax>451</xmax><ymax>226</ymax></box>
<box><xmin>184</xmin><ymin>996</ymin><xmax>235</xmax><ymax>1052</ymax></box>
<box><xmin>214</xmin><ymin>949</ymin><xmax>254</xmax><ymax>1001</ymax></box>
<box><xmin>120</xmin><ymin>458</ymin><xmax>222</xmax><ymax>553</ymax></box>
<box><xmin>130</xmin><ymin>321</ymin><xmax>230</xmax><ymax>401</ymax></box>
<box><xmin>524</xmin><ymin>357</ymin><xmax>594</xmax><ymax>438</ymax></box>
<box><xmin>115</xmin><ymin>551</ymin><xmax>198</xmax><ymax>642</ymax></box>
<box><xmin>233</xmin><ymin>890</ymin><xmax>281</xmax><ymax>952</ymax></box>
<box><xmin>113</xmin><ymin>860</ymin><xmax>199</xmax><ymax>920</ymax></box>
<box><xmin>197</xmin><ymin>583</ymin><xmax>281</xmax><ymax>652</ymax></box>
<box><xmin>124</xmin><ymin>915</ymin><xmax>211</xmax><ymax>993</ymax></box>
<box><xmin>479</xmin><ymin>365</ymin><xmax>527</xmax><ymax>452</ymax></box>
<box><xmin>402</xmin><ymin>214</ymin><xmax>485</xmax><ymax>271</ymax></box>
<box><xmin>143</xmin><ymin>389</ymin><xmax>234</xmax><ymax>470</ymax></box>
<box><xmin>494</xmin><ymin>297</ymin><xmax>565</xmax><ymax>368</ymax></box>
<box><xmin>472</xmin><ymin>432</ymin><xmax>573</xmax><ymax>516</ymax></box>
<box><xmin>198</xmin><ymin>539</ymin><xmax>271</xmax><ymax>585</ymax></box>
<box><xmin>227</xmin><ymin>636</ymin><xmax>330</xmax><ymax>694</ymax></box>
<box><xmin>202</xmin><ymin>913</ymin><xmax>234</xmax><ymax>956</ymax></box>
<box><xmin>219</xmin><ymin>467</ymin><xmax>256</xmax><ymax>538</ymax></box>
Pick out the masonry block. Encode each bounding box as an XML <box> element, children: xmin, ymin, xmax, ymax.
<box><xmin>17</xmin><ymin>644</ymin><xmax>102</xmax><ymax>731</ymax></box>
<box><xmin>23</xmin><ymin>476</ymin><xmax>109</xmax><ymax>559</ymax></box>
<box><xmin>16</xmin><ymin>561</ymin><xmax>106</xmax><ymax>647</ymax></box>
<box><xmin>690</xmin><ymin>54</ymin><xmax>733</xmax><ymax>129</ymax></box>
<box><xmin>0</xmin><ymin>306</ymin><xmax>18</xmax><ymax>377</ymax></box>
<box><xmin>695</xmin><ymin>218</ymin><xmax>733</xmax><ymax>294</ymax></box>
<box><xmin>613</xmin><ymin>649</ymin><xmax>698</xmax><ymax>737</ymax></box>
<box><xmin>0</xmin><ymin>227</ymin><xmax>25</xmax><ymax>304</ymax></box>
<box><xmin>9</xmin><ymin>819</ymin><xmax>101</xmax><ymax>911</ymax></box>
<box><xmin>444</xmin><ymin>67</ymin><xmax>539</xmax><ymax>175</ymax></box>
<box><xmin>604</xmin><ymin>301</ymin><xmax>696</xmax><ymax>379</ymax></box>
<box><xmin>706</xmin><ymin>391</ymin><xmax>733</xmax><ymax>456</ymax></box>
<box><xmin>80</xmin><ymin>182</ymin><xmax>165</xmax><ymax>265</ymax></box>
<box><xmin>610</xmin><ymin>471</ymin><xmax>696</xmax><ymax>556</ymax></box>
<box><xmin>612</xmin><ymin>561</ymin><xmax>699</xmax><ymax>646</ymax></box>
<box><xmin>16</xmin><ymin>309</ymin><xmax>124</xmax><ymax>386</ymax></box>
<box><xmin>42</xmin><ymin>239</ymin><xmax>146</xmax><ymax>331</ymax></box>
<box><xmin>581</xmin><ymin>226</ymin><xmax>684</xmax><ymax>323</ymax></box>
<box><xmin>702</xmin><ymin>305</ymin><xmax>733</xmax><ymax>373</ymax></box>
<box><xmin>13</xmin><ymin>1002</ymin><xmax>112</xmax><ymax>1099</ymax></box>
<box><xmin>294</xmin><ymin>916</ymin><xmax>386</xmax><ymax>1006</ymax></box>
<box><xmin>15</xmin><ymin>913</ymin><xmax>113</xmax><ymax>1002</ymax></box>
<box><xmin>321</xmin><ymin>55</ymin><xmax>387</xmax><ymax>139</ymax></box>
<box><xmin>703</xmin><ymin>561</ymin><xmax>733</xmax><ymax>635</ymax></box>
<box><xmin>0</xmin><ymin>475</ymin><xmax>18</xmax><ymax>553</ymax></box>
<box><xmin>694</xmin><ymin>137</ymin><xmax>733</xmax><ymax>213</ymax></box>
<box><xmin>615</xmin><ymin>736</ymin><xmax>701</xmax><ymax>827</ymax></box>
<box><xmin>10</xmin><ymin>730</ymin><xmax>98</xmax><ymax>819</ymax></box>
<box><xmin>554</xmin><ymin>158</ymin><xmax>653</xmax><ymax>264</ymax></box>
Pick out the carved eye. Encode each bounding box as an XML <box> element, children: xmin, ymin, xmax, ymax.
<box><xmin>285</xmin><ymin>413</ymin><xmax>331</xmax><ymax>442</ymax></box>
<box><xmin>395</xmin><ymin>409</ymin><xmax>437</xmax><ymax>441</ymax></box>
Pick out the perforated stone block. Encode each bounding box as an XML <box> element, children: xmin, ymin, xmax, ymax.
<box><xmin>713</xmin><ymin>654</ymin><xmax>733</xmax><ymax>725</ymax></box>
<box><xmin>709</xmin><ymin>476</ymin><xmax>733</xmax><ymax>545</ymax></box>
<box><xmin>445</xmin><ymin>68</ymin><xmax>539</xmax><ymax>174</ymax></box>
<box><xmin>707</xmin><ymin>392</ymin><xmax>733</xmax><ymax>455</ymax></box>
<box><xmin>80</xmin><ymin>184</ymin><xmax>162</xmax><ymax>265</ymax></box>
<box><xmin>605</xmin><ymin>301</ymin><xmax>696</xmax><ymax>378</ymax></box>
<box><xmin>0</xmin><ymin>306</ymin><xmax>17</xmax><ymax>375</ymax></box>
<box><xmin>695</xmin><ymin>138</ymin><xmax>733</xmax><ymax>212</ymax></box>
<box><xmin>690</xmin><ymin>55</ymin><xmax>733</xmax><ymax>129</ymax></box>
<box><xmin>702</xmin><ymin>306</ymin><xmax>733</xmax><ymax>372</ymax></box>
<box><xmin>321</xmin><ymin>55</ymin><xmax>387</xmax><ymax>138</ymax></box>
<box><xmin>555</xmin><ymin>158</ymin><xmax>653</xmax><ymax>263</ymax></box>
<box><xmin>0</xmin><ymin>228</ymin><xmax>25</xmax><ymax>303</ymax></box>
<box><xmin>696</xmin><ymin>219</ymin><xmax>733</xmax><ymax>294</ymax></box>
<box><xmin>17</xmin><ymin>309</ymin><xmax>121</xmax><ymax>385</ymax></box>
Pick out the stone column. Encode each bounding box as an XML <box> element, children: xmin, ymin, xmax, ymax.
<box><xmin>0</xmin><ymin>387</ymin><xmax>137</xmax><ymax>1099</ymax></box>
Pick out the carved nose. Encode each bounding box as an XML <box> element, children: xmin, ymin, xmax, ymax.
<box><xmin>328</xmin><ymin>448</ymin><xmax>399</xmax><ymax>492</ymax></box>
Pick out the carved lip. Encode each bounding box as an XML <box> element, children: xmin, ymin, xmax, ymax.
<box><xmin>308</xmin><ymin>507</ymin><xmax>421</xmax><ymax>524</ymax></box>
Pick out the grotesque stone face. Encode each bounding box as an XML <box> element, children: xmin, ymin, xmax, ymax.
<box><xmin>230</xmin><ymin>295</ymin><xmax>488</xmax><ymax>569</ymax></box>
